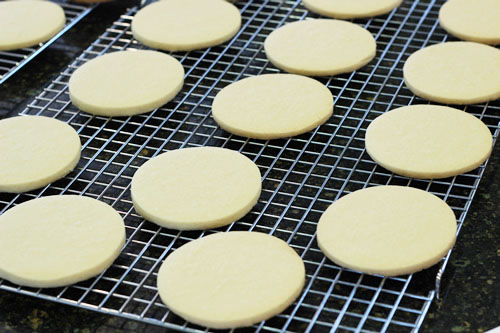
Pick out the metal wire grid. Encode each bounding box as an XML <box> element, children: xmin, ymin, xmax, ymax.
<box><xmin>0</xmin><ymin>0</ymin><xmax>499</xmax><ymax>331</ymax></box>
<box><xmin>0</xmin><ymin>0</ymin><xmax>94</xmax><ymax>85</ymax></box>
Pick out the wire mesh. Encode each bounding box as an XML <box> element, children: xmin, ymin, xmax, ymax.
<box><xmin>0</xmin><ymin>0</ymin><xmax>94</xmax><ymax>85</ymax></box>
<box><xmin>1</xmin><ymin>0</ymin><xmax>499</xmax><ymax>331</ymax></box>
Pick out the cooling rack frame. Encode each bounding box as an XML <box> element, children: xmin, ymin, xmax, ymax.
<box><xmin>0</xmin><ymin>0</ymin><xmax>499</xmax><ymax>332</ymax></box>
<box><xmin>0</xmin><ymin>0</ymin><xmax>95</xmax><ymax>85</ymax></box>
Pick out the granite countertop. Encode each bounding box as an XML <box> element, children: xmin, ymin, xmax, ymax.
<box><xmin>0</xmin><ymin>1</ymin><xmax>498</xmax><ymax>332</ymax></box>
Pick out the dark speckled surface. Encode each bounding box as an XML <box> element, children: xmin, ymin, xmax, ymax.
<box><xmin>421</xmin><ymin>147</ymin><xmax>499</xmax><ymax>333</ymax></box>
<box><xmin>0</xmin><ymin>1</ymin><xmax>498</xmax><ymax>332</ymax></box>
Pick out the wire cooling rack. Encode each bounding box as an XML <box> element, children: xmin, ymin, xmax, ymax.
<box><xmin>0</xmin><ymin>0</ymin><xmax>94</xmax><ymax>85</ymax></box>
<box><xmin>0</xmin><ymin>0</ymin><xmax>499</xmax><ymax>331</ymax></box>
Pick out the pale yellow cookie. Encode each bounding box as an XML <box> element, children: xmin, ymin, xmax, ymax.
<box><xmin>0</xmin><ymin>195</ymin><xmax>125</xmax><ymax>288</ymax></box>
<box><xmin>439</xmin><ymin>0</ymin><xmax>500</xmax><ymax>45</ymax></box>
<box><xmin>264</xmin><ymin>19</ymin><xmax>376</xmax><ymax>76</ymax></box>
<box><xmin>403</xmin><ymin>42</ymin><xmax>500</xmax><ymax>104</ymax></box>
<box><xmin>212</xmin><ymin>74</ymin><xmax>333</xmax><ymax>139</ymax></box>
<box><xmin>0</xmin><ymin>0</ymin><xmax>65</xmax><ymax>51</ymax></box>
<box><xmin>317</xmin><ymin>186</ymin><xmax>457</xmax><ymax>276</ymax></box>
<box><xmin>132</xmin><ymin>0</ymin><xmax>241</xmax><ymax>51</ymax></box>
<box><xmin>0</xmin><ymin>116</ymin><xmax>81</xmax><ymax>193</ymax></box>
<box><xmin>157</xmin><ymin>232</ymin><xmax>305</xmax><ymax>329</ymax></box>
<box><xmin>69</xmin><ymin>50</ymin><xmax>184</xmax><ymax>116</ymax></box>
<box><xmin>131</xmin><ymin>147</ymin><xmax>261</xmax><ymax>230</ymax></box>
<box><xmin>365</xmin><ymin>105</ymin><xmax>493</xmax><ymax>179</ymax></box>
<box><xmin>302</xmin><ymin>0</ymin><xmax>403</xmax><ymax>19</ymax></box>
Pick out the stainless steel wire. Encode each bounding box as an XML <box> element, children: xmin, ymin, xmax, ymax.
<box><xmin>0</xmin><ymin>0</ymin><xmax>499</xmax><ymax>332</ymax></box>
<box><xmin>0</xmin><ymin>0</ymin><xmax>94</xmax><ymax>85</ymax></box>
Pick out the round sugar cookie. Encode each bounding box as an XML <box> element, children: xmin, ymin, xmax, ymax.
<box><xmin>131</xmin><ymin>0</ymin><xmax>241</xmax><ymax>51</ymax></box>
<box><xmin>69</xmin><ymin>50</ymin><xmax>184</xmax><ymax>116</ymax></box>
<box><xmin>0</xmin><ymin>0</ymin><xmax>65</xmax><ymax>51</ymax></box>
<box><xmin>264</xmin><ymin>19</ymin><xmax>376</xmax><ymax>76</ymax></box>
<box><xmin>212</xmin><ymin>74</ymin><xmax>333</xmax><ymax>139</ymax></box>
<box><xmin>317</xmin><ymin>186</ymin><xmax>457</xmax><ymax>276</ymax></box>
<box><xmin>403</xmin><ymin>42</ymin><xmax>500</xmax><ymax>104</ymax></box>
<box><xmin>131</xmin><ymin>147</ymin><xmax>261</xmax><ymax>230</ymax></box>
<box><xmin>157</xmin><ymin>232</ymin><xmax>305</xmax><ymax>329</ymax></box>
<box><xmin>0</xmin><ymin>195</ymin><xmax>126</xmax><ymax>288</ymax></box>
<box><xmin>0</xmin><ymin>116</ymin><xmax>81</xmax><ymax>193</ymax></box>
<box><xmin>365</xmin><ymin>105</ymin><xmax>492</xmax><ymax>179</ymax></box>
<box><xmin>439</xmin><ymin>0</ymin><xmax>500</xmax><ymax>45</ymax></box>
<box><xmin>302</xmin><ymin>0</ymin><xmax>403</xmax><ymax>19</ymax></box>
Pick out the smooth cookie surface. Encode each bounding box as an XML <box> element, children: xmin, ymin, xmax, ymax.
<box><xmin>0</xmin><ymin>116</ymin><xmax>81</xmax><ymax>193</ymax></box>
<box><xmin>131</xmin><ymin>147</ymin><xmax>261</xmax><ymax>230</ymax></box>
<box><xmin>0</xmin><ymin>0</ymin><xmax>65</xmax><ymax>51</ymax></box>
<box><xmin>264</xmin><ymin>19</ymin><xmax>376</xmax><ymax>76</ymax></box>
<box><xmin>157</xmin><ymin>232</ymin><xmax>305</xmax><ymax>329</ymax></box>
<box><xmin>302</xmin><ymin>0</ymin><xmax>402</xmax><ymax>19</ymax></box>
<box><xmin>317</xmin><ymin>186</ymin><xmax>457</xmax><ymax>276</ymax></box>
<box><xmin>439</xmin><ymin>0</ymin><xmax>500</xmax><ymax>45</ymax></box>
<box><xmin>0</xmin><ymin>195</ymin><xmax>125</xmax><ymax>288</ymax></box>
<box><xmin>132</xmin><ymin>0</ymin><xmax>241</xmax><ymax>51</ymax></box>
<box><xmin>403</xmin><ymin>42</ymin><xmax>500</xmax><ymax>104</ymax></box>
<box><xmin>212</xmin><ymin>74</ymin><xmax>333</xmax><ymax>139</ymax></box>
<box><xmin>69</xmin><ymin>50</ymin><xmax>184</xmax><ymax>116</ymax></box>
<box><xmin>365</xmin><ymin>105</ymin><xmax>492</xmax><ymax>179</ymax></box>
